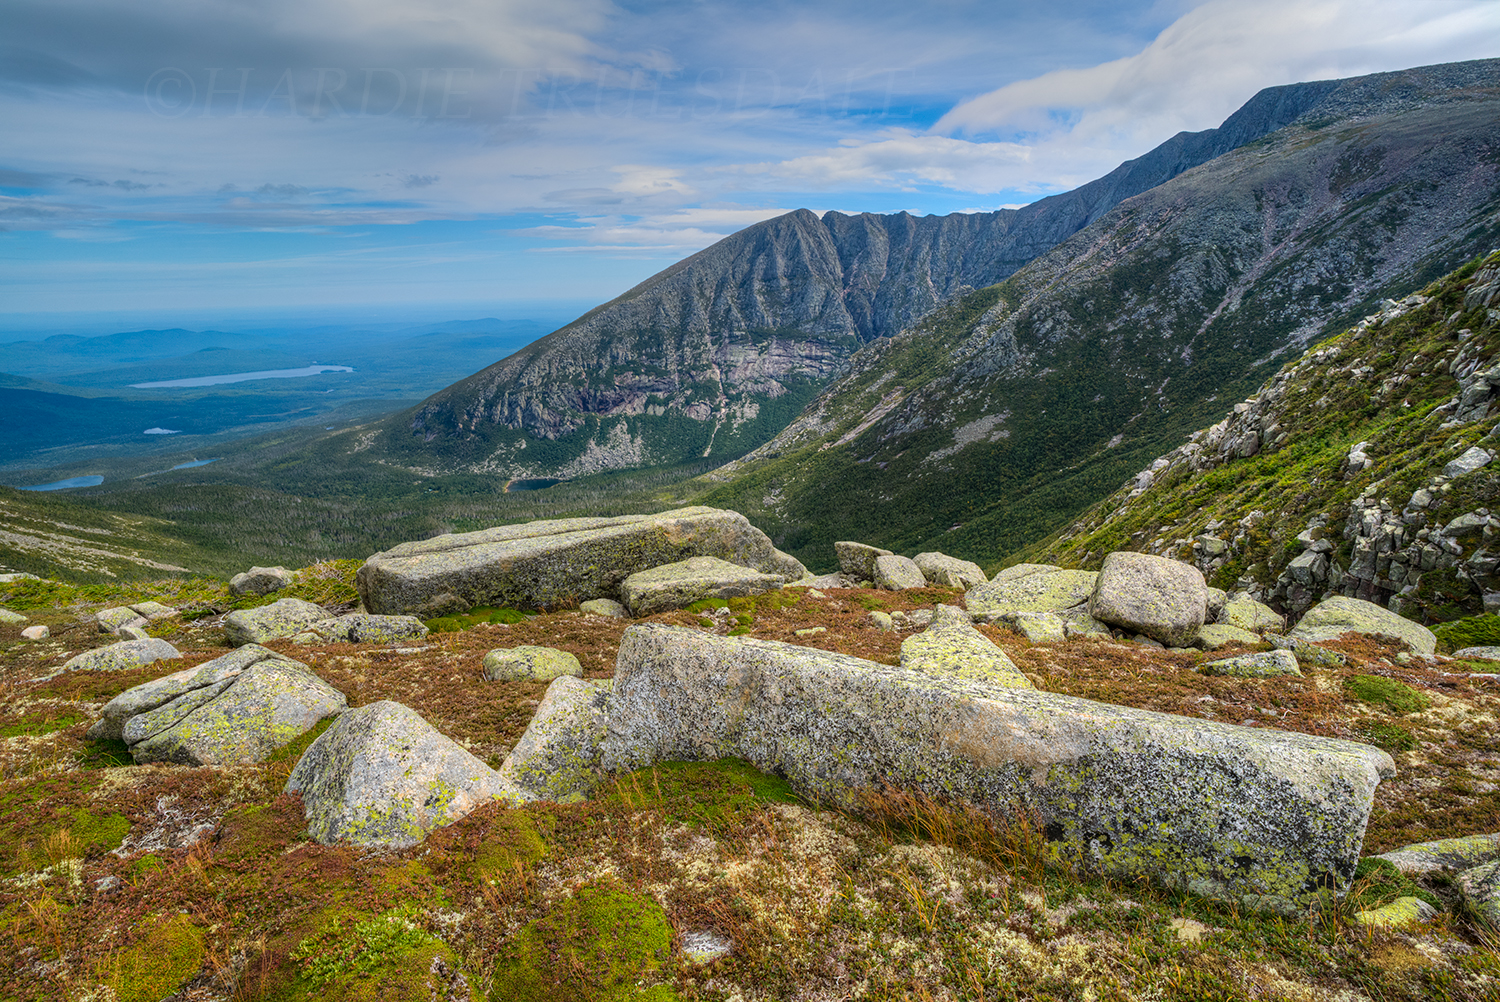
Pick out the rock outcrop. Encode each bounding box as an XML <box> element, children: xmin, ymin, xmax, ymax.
<box><xmin>499</xmin><ymin>676</ymin><xmax>611</xmax><ymax>802</ymax></box>
<box><xmin>1089</xmin><ymin>552</ymin><xmax>1207</xmax><ymax>648</ymax></box>
<box><xmin>965</xmin><ymin>565</ymin><xmax>1098</xmax><ymax>620</ymax></box>
<box><xmin>58</xmin><ymin>638</ymin><xmax>180</xmax><ymax>675</ymax></box>
<box><xmin>286</xmin><ymin>700</ymin><xmax>520</xmax><ymax>848</ymax></box>
<box><xmin>898</xmin><ymin>605</ymin><xmax>1032</xmax><ymax>688</ymax></box>
<box><xmin>229</xmin><ymin>566</ymin><xmax>294</xmax><ymax>596</ymax></box>
<box><xmin>88</xmin><ymin>645</ymin><xmax>345</xmax><ymax>766</ymax></box>
<box><xmin>873</xmin><ymin>554</ymin><xmax>926</xmax><ymax>591</ymax></box>
<box><xmin>224</xmin><ymin>598</ymin><xmax>334</xmax><ymax>647</ymax></box>
<box><xmin>914</xmin><ymin>552</ymin><xmax>988</xmax><ymax>590</ymax></box>
<box><xmin>294</xmin><ymin>613</ymin><xmax>429</xmax><ymax>645</ymax></box>
<box><xmin>483</xmin><ymin>646</ymin><xmax>584</xmax><ymax>683</ymax></box>
<box><xmin>357</xmin><ymin>506</ymin><xmax>805</xmax><ymax>618</ymax></box>
<box><xmin>619</xmin><ymin>556</ymin><xmax>786</xmax><ymax>616</ymax></box>
<box><xmin>1290</xmin><ymin>596</ymin><xmax>1437</xmax><ymax>656</ymax></box>
<box><xmin>602</xmin><ymin>624</ymin><xmax>1394</xmax><ymax>913</ymax></box>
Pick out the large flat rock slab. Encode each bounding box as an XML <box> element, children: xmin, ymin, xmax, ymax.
<box><xmin>58</xmin><ymin>638</ymin><xmax>180</xmax><ymax>675</ymax></box>
<box><xmin>965</xmin><ymin>566</ymin><xmax>1098</xmax><ymax>619</ymax></box>
<box><xmin>286</xmin><ymin>700</ymin><xmax>520</xmax><ymax>848</ymax></box>
<box><xmin>1290</xmin><ymin>596</ymin><xmax>1437</xmax><ymax>656</ymax></box>
<box><xmin>620</xmin><ymin>556</ymin><xmax>786</xmax><ymax>616</ymax></box>
<box><xmin>357</xmin><ymin>506</ymin><xmax>806</xmax><ymax>618</ymax></box>
<box><xmin>88</xmin><ymin>645</ymin><xmax>346</xmax><ymax>766</ymax></box>
<box><xmin>602</xmin><ymin>624</ymin><xmax>1394</xmax><ymax>914</ymax></box>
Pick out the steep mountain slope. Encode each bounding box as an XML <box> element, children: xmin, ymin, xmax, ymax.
<box><xmin>689</xmin><ymin>60</ymin><xmax>1500</xmax><ymax>570</ymax></box>
<box><xmin>1036</xmin><ymin>252</ymin><xmax>1500</xmax><ymax>625</ymax></box>
<box><xmin>377</xmin><ymin>68</ymin><xmax>1377</xmax><ymax>478</ymax></box>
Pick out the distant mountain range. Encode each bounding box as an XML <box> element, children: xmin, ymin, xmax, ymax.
<box><xmin>355</xmin><ymin>58</ymin><xmax>1500</xmax><ymax>570</ymax></box>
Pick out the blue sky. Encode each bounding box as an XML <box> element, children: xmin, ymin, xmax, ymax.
<box><xmin>2</xmin><ymin>0</ymin><xmax>1498</xmax><ymax>324</ymax></box>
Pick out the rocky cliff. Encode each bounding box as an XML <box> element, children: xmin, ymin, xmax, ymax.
<box><xmin>1038</xmin><ymin>252</ymin><xmax>1500</xmax><ymax>624</ymax></box>
<box><xmin>690</xmin><ymin>59</ymin><xmax>1500</xmax><ymax>569</ymax></box>
<box><xmin>378</xmin><ymin>64</ymin><xmax>1415</xmax><ymax>478</ymax></box>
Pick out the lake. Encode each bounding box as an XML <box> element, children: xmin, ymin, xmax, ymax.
<box><xmin>131</xmin><ymin>365</ymin><xmax>354</xmax><ymax>388</ymax></box>
<box><xmin>21</xmin><ymin>475</ymin><xmax>104</xmax><ymax>491</ymax></box>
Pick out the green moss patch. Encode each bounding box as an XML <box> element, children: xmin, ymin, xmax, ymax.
<box><xmin>426</xmin><ymin>606</ymin><xmax>534</xmax><ymax>633</ymax></box>
<box><xmin>1433</xmin><ymin>613</ymin><xmax>1500</xmax><ymax>654</ymax></box>
<box><xmin>491</xmin><ymin>880</ymin><xmax>677</xmax><ymax>1002</ymax></box>
<box><xmin>1359</xmin><ymin>721</ymin><xmax>1418</xmax><ymax>752</ymax></box>
<box><xmin>1352</xmin><ymin>857</ymin><xmax>1441</xmax><ymax>911</ymax></box>
<box><xmin>104</xmin><ymin>914</ymin><xmax>205</xmax><ymax>1002</ymax></box>
<box><xmin>1346</xmin><ymin>674</ymin><xmax>1431</xmax><ymax>715</ymax></box>
<box><xmin>606</xmin><ymin>758</ymin><xmax>801</xmax><ymax>831</ymax></box>
<box><xmin>0</xmin><ymin>712</ymin><xmax>81</xmax><ymax>738</ymax></box>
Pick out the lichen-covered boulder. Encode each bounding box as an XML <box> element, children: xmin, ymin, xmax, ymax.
<box><xmin>1354</xmin><ymin>897</ymin><xmax>1438</xmax><ymax>929</ymax></box>
<box><xmin>1290</xmin><ymin>596</ymin><xmax>1437</xmax><ymax>656</ymax></box>
<box><xmin>1205</xmin><ymin>588</ymin><xmax>1229</xmax><ymax>624</ymax></box>
<box><xmin>1459</xmin><ymin>861</ymin><xmax>1500</xmax><ymax>924</ymax></box>
<box><xmin>913</xmin><ymin>552</ymin><xmax>987</xmax><ymax>589</ymax></box>
<box><xmin>229</xmin><ymin>566</ymin><xmax>294</xmax><ymax>596</ymax></box>
<box><xmin>59</xmin><ymin>638</ymin><xmax>180</xmax><ymax>674</ymax></box>
<box><xmin>965</xmin><ymin>565</ymin><xmax>1098</xmax><ymax>619</ymax></box>
<box><xmin>286</xmin><ymin>700</ymin><xmax>521</xmax><ymax>848</ymax></box>
<box><xmin>1376</xmin><ymin>833</ymin><xmax>1500</xmax><ymax>875</ymax></box>
<box><xmin>499</xmin><ymin>676</ymin><xmax>611</xmax><ymax>802</ymax></box>
<box><xmin>0</xmin><ymin>608</ymin><xmax>28</xmax><ymax>624</ymax></box>
<box><xmin>299</xmin><ymin>613</ymin><xmax>429</xmax><ymax>645</ymax></box>
<box><xmin>873</xmin><ymin>554</ymin><xmax>926</xmax><ymax>591</ymax></box>
<box><xmin>619</xmin><ymin>556</ymin><xmax>785</xmax><ymax>616</ymax></box>
<box><xmin>484</xmin><ymin>645</ymin><xmax>584</xmax><ymax>683</ymax></box>
<box><xmin>1089</xmin><ymin>552</ymin><xmax>1207</xmax><ymax>648</ymax></box>
<box><xmin>1010</xmin><ymin>612</ymin><xmax>1067</xmax><ymax>645</ymax></box>
<box><xmin>1454</xmin><ymin>646</ymin><xmax>1500</xmax><ymax>660</ymax></box>
<box><xmin>224</xmin><ymin>597</ymin><xmax>334</xmax><ymax>646</ymax></box>
<box><xmin>603</xmin><ymin>624</ymin><xmax>1394</xmax><ymax>914</ymax></box>
<box><xmin>834</xmin><ymin>541</ymin><xmax>893</xmax><ymax>581</ymax></box>
<box><xmin>97</xmin><ymin>606</ymin><xmax>146</xmax><ymax>634</ymax></box>
<box><xmin>1266</xmin><ymin>633</ymin><xmax>1347</xmax><ymax>668</ymax></box>
<box><xmin>130</xmin><ymin>601</ymin><xmax>177</xmax><ymax>621</ymax></box>
<box><xmin>357</xmin><ymin>506</ymin><xmax>802</xmax><ymax>618</ymax></box>
<box><xmin>88</xmin><ymin>645</ymin><xmax>345</xmax><ymax>765</ymax></box>
<box><xmin>1198</xmin><ymin>650</ymin><xmax>1302</xmax><ymax>678</ymax></box>
<box><xmin>1222</xmin><ymin>595</ymin><xmax>1284</xmax><ymax>633</ymax></box>
<box><xmin>899</xmin><ymin>605</ymin><xmax>1032</xmax><ymax>688</ymax></box>
<box><xmin>579</xmin><ymin>598</ymin><xmax>628</xmax><ymax>618</ymax></box>
<box><xmin>1193</xmin><ymin>624</ymin><xmax>1262</xmax><ymax>650</ymax></box>
<box><xmin>21</xmin><ymin>625</ymin><xmax>48</xmax><ymax>640</ymax></box>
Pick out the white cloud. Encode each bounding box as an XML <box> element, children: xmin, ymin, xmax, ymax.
<box><xmin>722</xmin><ymin>129</ymin><xmax>1033</xmax><ymax>193</ymax></box>
<box><xmin>937</xmin><ymin>0</ymin><xmax>1500</xmax><ymax>145</ymax></box>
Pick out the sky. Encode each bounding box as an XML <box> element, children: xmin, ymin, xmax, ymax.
<box><xmin>2</xmin><ymin>0</ymin><xmax>1499</xmax><ymax>326</ymax></box>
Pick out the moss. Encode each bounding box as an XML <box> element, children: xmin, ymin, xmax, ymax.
<box><xmin>490</xmin><ymin>880</ymin><xmax>678</xmax><ymax>1002</ymax></box>
<box><xmin>67</xmin><ymin>805</ymin><xmax>131</xmax><ymax>853</ymax></box>
<box><xmin>1432</xmin><ymin>613</ymin><xmax>1500</xmax><ymax>654</ymax></box>
<box><xmin>605</xmin><ymin>758</ymin><xmax>801</xmax><ymax>831</ymax></box>
<box><xmin>1359</xmin><ymin>721</ymin><xmax>1417</xmax><ymax>752</ymax></box>
<box><xmin>1345</xmin><ymin>674</ymin><xmax>1431</xmax><ymax>715</ymax></box>
<box><xmin>1352</xmin><ymin>857</ymin><xmax>1442</xmax><ymax>910</ymax></box>
<box><xmin>264</xmin><ymin>717</ymin><xmax>335</xmax><ymax>766</ymax></box>
<box><xmin>471</xmin><ymin>811</ymin><xmax>547</xmax><ymax>881</ymax></box>
<box><xmin>105</xmin><ymin>914</ymin><xmax>205</xmax><ymax>1002</ymax></box>
<box><xmin>0</xmin><ymin>713</ymin><xmax>81</xmax><ymax>738</ymax></box>
<box><xmin>77</xmin><ymin>738</ymin><xmax>133</xmax><ymax>769</ymax></box>
<box><xmin>426</xmin><ymin>606</ymin><xmax>534</xmax><ymax>633</ymax></box>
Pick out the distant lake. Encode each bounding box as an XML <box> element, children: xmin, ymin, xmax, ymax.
<box><xmin>132</xmin><ymin>364</ymin><xmax>354</xmax><ymax>388</ymax></box>
<box><xmin>21</xmin><ymin>475</ymin><xmax>104</xmax><ymax>491</ymax></box>
<box><xmin>171</xmin><ymin>459</ymin><xmax>221</xmax><ymax>469</ymax></box>
<box><xmin>507</xmin><ymin>478</ymin><xmax>569</xmax><ymax>491</ymax></box>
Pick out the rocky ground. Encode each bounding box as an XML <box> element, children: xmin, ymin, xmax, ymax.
<box><xmin>3</xmin><ymin>563</ymin><xmax>1500</xmax><ymax>1001</ymax></box>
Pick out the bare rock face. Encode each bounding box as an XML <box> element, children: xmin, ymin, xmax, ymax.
<box><xmin>357</xmin><ymin>506</ymin><xmax>805</xmax><ymax>618</ymax></box>
<box><xmin>88</xmin><ymin>645</ymin><xmax>346</xmax><ymax>766</ymax></box>
<box><xmin>1089</xmin><ymin>552</ymin><xmax>1207</xmax><ymax>648</ymax></box>
<box><xmin>286</xmin><ymin>700</ymin><xmax>521</xmax><ymax>848</ymax></box>
<box><xmin>602</xmin><ymin>624</ymin><xmax>1394</xmax><ymax>914</ymax></box>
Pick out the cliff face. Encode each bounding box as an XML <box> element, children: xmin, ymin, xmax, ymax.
<box><xmin>1038</xmin><ymin>253</ymin><xmax>1500</xmax><ymax>625</ymax></box>
<box><xmin>689</xmin><ymin>59</ymin><xmax>1500</xmax><ymax>569</ymax></box>
<box><xmin>381</xmin><ymin>66</ymin><xmax>1394</xmax><ymax>477</ymax></box>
